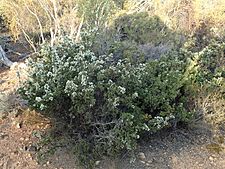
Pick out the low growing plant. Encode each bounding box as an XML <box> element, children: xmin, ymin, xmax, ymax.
<box><xmin>187</xmin><ymin>40</ymin><xmax>225</xmax><ymax>126</ymax></box>
<box><xmin>19</xmin><ymin>36</ymin><xmax>193</xmax><ymax>167</ymax></box>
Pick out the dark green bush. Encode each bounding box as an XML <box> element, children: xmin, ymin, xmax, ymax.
<box><xmin>180</xmin><ymin>39</ymin><xmax>225</xmax><ymax>126</ymax></box>
<box><xmin>19</xmin><ymin>37</ymin><xmax>193</xmax><ymax>167</ymax></box>
<box><xmin>182</xmin><ymin>39</ymin><xmax>225</xmax><ymax>91</ymax></box>
<box><xmin>195</xmin><ymin>41</ymin><xmax>225</xmax><ymax>124</ymax></box>
<box><xmin>87</xmin><ymin>12</ymin><xmax>185</xmax><ymax>62</ymax></box>
<box><xmin>196</xmin><ymin>41</ymin><xmax>225</xmax><ymax>89</ymax></box>
<box><xmin>114</xmin><ymin>13</ymin><xmax>173</xmax><ymax>45</ymax></box>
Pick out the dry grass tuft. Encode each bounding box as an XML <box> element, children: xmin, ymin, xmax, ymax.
<box><xmin>0</xmin><ymin>0</ymin><xmax>81</xmax><ymax>50</ymax></box>
<box><xmin>195</xmin><ymin>88</ymin><xmax>225</xmax><ymax>126</ymax></box>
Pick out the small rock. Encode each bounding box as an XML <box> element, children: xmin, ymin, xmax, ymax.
<box><xmin>29</xmin><ymin>146</ymin><xmax>37</xmax><ymax>151</ymax></box>
<box><xmin>19</xmin><ymin>147</ymin><xmax>24</xmax><ymax>151</ymax></box>
<box><xmin>140</xmin><ymin>160</ymin><xmax>146</xmax><ymax>164</ymax></box>
<box><xmin>211</xmin><ymin>154</ymin><xmax>217</xmax><ymax>158</ymax></box>
<box><xmin>138</xmin><ymin>152</ymin><xmax>146</xmax><ymax>161</ymax></box>
<box><xmin>209</xmin><ymin>156</ymin><xmax>214</xmax><ymax>161</ymax></box>
<box><xmin>147</xmin><ymin>159</ymin><xmax>153</xmax><ymax>164</ymax></box>
<box><xmin>146</xmin><ymin>163</ymin><xmax>150</xmax><ymax>166</ymax></box>
<box><xmin>24</xmin><ymin>145</ymin><xmax>38</xmax><ymax>152</ymax></box>
<box><xmin>199</xmin><ymin>163</ymin><xmax>204</xmax><ymax>167</ymax></box>
<box><xmin>95</xmin><ymin>161</ymin><xmax>100</xmax><ymax>166</ymax></box>
<box><xmin>16</xmin><ymin>123</ymin><xmax>22</xmax><ymax>129</ymax></box>
<box><xmin>20</xmin><ymin>137</ymin><xmax>25</xmax><ymax>141</ymax></box>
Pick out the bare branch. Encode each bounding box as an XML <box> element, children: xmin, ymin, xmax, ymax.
<box><xmin>25</xmin><ymin>3</ymin><xmax>45</xmax><ymax>44</ymax></box>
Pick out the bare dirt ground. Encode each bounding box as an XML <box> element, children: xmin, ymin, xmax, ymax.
<box><xmin>0</xmin><ymin>36</ymin><xmax>225</xmax><ymax>169</ymax></box>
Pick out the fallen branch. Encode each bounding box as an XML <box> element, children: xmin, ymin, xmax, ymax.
<box><xmin>0</xmin><ymin>45</ymin><xmax>13</xmax><ymax>67</ymax></box>
<box><xmin>6</xmin><ymin>49</ymin><xmax>35</xmax><ymax>60</ymax></box>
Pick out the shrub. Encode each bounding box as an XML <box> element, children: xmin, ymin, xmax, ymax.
<box><xmin>87</xmin><ymin>12</ymin><xmax>185</xmax><ymax>63</ymax></box>
<box><xmin>114</xmin><ymin>13</ymin><xmax>173</xmax><ymax>45</ymax></box>
<box><xmin>196</xmin><ymin>41</ymin><xmax>225</xmax><ymax>88</ymax></box>
<box><xmin>19</xmin><ymin>37</ymin><xmax>193</xmax><ymax>167</ymax></box>
<box><xmin>187</xmin><ymin>40</ymin><xmax>225</xmax><ymax>125</ymax></box>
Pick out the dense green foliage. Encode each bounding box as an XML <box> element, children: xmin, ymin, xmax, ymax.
<box><xmin>19</xmin><ymin>36</ymin><xmax>195</xmax><ymax>166</ymax></box>
<box><xmin>17</xmin><ymin>4</ymin><xmax>225</xmax><ymax>168</ymax></box>
<box><xmin>196</xmin><ymin>41</ymin><xmax>225</xmax><ymax>89</ymax></box>
<box><xmin>182</xmin><ymin>39</ymin><xmax>225</xmax><ymax>91</ymax></box>
<box><xmin>114</xmin><ymin>13</ymin><xmax>175</xmax><ymax>45</ymax></box>
<box><xmin>0</xmin><ymin>0</ymin><xmax>224</xmax><ymax>168</ymax></box>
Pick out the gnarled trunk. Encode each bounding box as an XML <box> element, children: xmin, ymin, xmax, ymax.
<box><xmin>0</xmin><ymin>45</ymin><xmax>13</xmax><ymax>67</ymax></box>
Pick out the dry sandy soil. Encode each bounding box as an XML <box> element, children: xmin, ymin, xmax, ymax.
<box><xmin>0</xmin><ymin>36</ymin><xmax>225</xmax><ymax>169</ymax></box>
